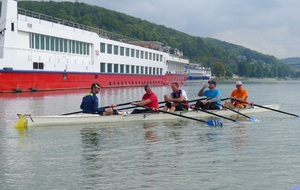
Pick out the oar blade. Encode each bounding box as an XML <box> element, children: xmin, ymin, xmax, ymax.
<box><xmin>250</xmin><ymin>117</ymin><xmax>259</xmax><ymax>122</ymax></box>
<box><xmin>205</xmin><ymin>120</ymin><xmax>223</xmax><ymax>127</ymax></box>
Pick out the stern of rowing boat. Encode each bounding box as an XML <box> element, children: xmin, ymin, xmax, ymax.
<box><xmin>14</xmin><ymin>114</ymin><xmax>28</xmax><ymax>130</ymax></box>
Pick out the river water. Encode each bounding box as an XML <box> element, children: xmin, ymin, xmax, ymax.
<box><xmin>0</xmin><ymin>80</ymin><xmax>300</xmax><ymax>190</ymax></box>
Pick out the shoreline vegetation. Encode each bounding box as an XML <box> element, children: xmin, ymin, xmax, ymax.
<box><xmin>204</xmin><ymin>77</ymin><xmax>300</xmax><ymax>83</ymax></box>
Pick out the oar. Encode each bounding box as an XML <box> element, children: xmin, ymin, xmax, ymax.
<box><xmin>136</xmin><ymin>105</ymin><xmax>223</xmax><ymax>127</ymax></box>
<box><xmin>187</xmin><ymin>101</ymin><xmax>249</xmax><ymax>124</ymax></box>
<box><xmin>61</xmin><ymin>101</ymin><xmax>136</xmax><ymax>115</ymax></box>
<box><xmin>118</xmin><ymin>97</ymin><xmax>208</xmax><ymax>111</ymax></box>
<box><xmin>214</xmin><ymin>102</ymin><xmax>258</xmax><ymax>122</ymax></box>
<box><xmin>233</xmin><ymin>99</ymin><xmax>299</xmax><ymax>118</ymax></box>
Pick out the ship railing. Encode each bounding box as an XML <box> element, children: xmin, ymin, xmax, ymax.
<box><xmin>17</xmin><ymin>8</ymin><xmax>179</xmax><ymax>56</ymax></box>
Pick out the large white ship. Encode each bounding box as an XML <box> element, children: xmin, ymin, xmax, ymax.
<box><xmin>0</xmin><ymin>0</ymin><xmax>188</xmax><ymax>93</ymax></box>
<box><xmin>185</xmin><ymin>64</ymin><xmax>211</xmax><ymax>81</ymax></box>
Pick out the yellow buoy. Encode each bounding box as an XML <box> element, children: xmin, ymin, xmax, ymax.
<box><xmin>14</xmin><ymin>114</ymin><xmax>28</xmax><ymax>130</ymax></box>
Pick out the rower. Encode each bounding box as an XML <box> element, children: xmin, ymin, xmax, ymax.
<box><xmin>224</xmin><ymin>81</ymin><xmax>249</xmax><ymax>109</ymax></box>
<box><xmin>131</xmin><ymin>84</ymin><xmax>159</xmax><ymax>114</ymax></box>
<box><xmin>163</xmin><ymin>82</ymin><xmax>188</xmax><ymax>112</ymax></box>
<box><xmin>196</xmin><ymin>80</ymin><xmax>222</xmax><ymax>110</ymax></box>
<box><xmin>80</xmin><ymin>83</ymin><xmax>117</xmax><ymax>115</ymax></box>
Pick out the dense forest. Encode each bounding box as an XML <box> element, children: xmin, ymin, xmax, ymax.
<box><xmin>13</xmin><ymin>1</ymin><xmax>298</xmax><ymax>78</ymax></box>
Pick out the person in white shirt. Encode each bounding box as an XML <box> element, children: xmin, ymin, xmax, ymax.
<box><xmin>163</xmin><ymin>82</ymin><xmax>188</xmax><ymax>112</ymax></box>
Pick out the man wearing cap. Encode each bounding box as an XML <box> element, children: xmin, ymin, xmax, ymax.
<box><xmin>80</xmin><ymin>83</ymin><xmax>115</xmax><ymax>115</ymax></box>
<box><xmin>196</xmin><ymin>80</ymin><xmax>221</xmax><ymax>110</ymax></box>
<box><xmin>224</xmin><ymin>81</ymin><xmax>248</xmax><ymax>109</ymax></box>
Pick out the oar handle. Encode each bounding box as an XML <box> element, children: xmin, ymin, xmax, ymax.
<box><xmin>233</xmin><ymin>99</ymin><xmax>299</xmax><ymax>118</ymax></box>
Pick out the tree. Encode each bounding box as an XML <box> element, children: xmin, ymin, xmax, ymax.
<box><xmin>238</xmin><ymin>62</ymin><xmax>249</xmax><ymax>77</ymax></box>
<box><xmin>212</xmin><ymin>62</ymin><xmax>225</xmax><ymax>77</ymax></box>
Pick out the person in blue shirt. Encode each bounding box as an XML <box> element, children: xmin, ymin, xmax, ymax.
<box><xmin>196</xmin><ymin>80</ymin><xmax>222</xmax><ymax>110</ymax></box>
<box><xmin>80</xmin><ymin>83</ymin><xmax>115</xmax><ymax>115</ymax></box>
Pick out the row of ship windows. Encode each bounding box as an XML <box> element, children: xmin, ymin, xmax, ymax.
<box><xmin>29</xmin><ymin>33</ymin><xmax>90</xmax><ymax>55</ymax></box>
<box><xmin>100</xmin><ymin>43</ymin><xmax>163</xmax><ymax>62</ymax></box>
<box><xmin>100</xmin><ymin>63</ymin><xmax>162</xmax><ymax>75</ymax></box>
<box><xmin>32</xmin><ymin>62</ymin><xmax>163</xmax><ymax>75</ymax></box>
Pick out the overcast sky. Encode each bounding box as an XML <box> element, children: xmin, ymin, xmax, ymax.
<box><xmin>47</xmin><ymin>0</ymin><xmax>300</xmax><ymax>58</ymax></box>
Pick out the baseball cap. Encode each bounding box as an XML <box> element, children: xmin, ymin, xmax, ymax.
<box><xmin>236</xmin><ymin>81</ymin><xmax>242</xmax><ymax>85</ymax></box>
<box><xmin>208</xmin><ymin>80</ymin><xmax>217</xmax><ymax>85</ymax></box>
<box><xmin>91</xmin><ymin>82</ymin><xmax>102</xmax><ymax>89</ymax></box>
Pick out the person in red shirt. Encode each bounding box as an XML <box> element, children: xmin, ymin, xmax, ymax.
<box><xmin>131</xmin><ymin>84</ymin><xmax>159</xmax><ymax>114</ymax></box>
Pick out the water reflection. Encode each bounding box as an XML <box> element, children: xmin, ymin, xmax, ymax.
<box><xmin>141</xmin><ymin>122</ymin><xmax>159</xmax><ymax>176</ymax></box>
<box><xmin>229</xmin><ymin>124</ymin><xmax>249</xmax><ymax>150</ymax></box>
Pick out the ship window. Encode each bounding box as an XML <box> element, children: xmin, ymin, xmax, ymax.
<box><xmin>33</xmin><ymin>62</ymin><xmax>38</xmax><ymax>69</ymax></box>
<box><xmin>46</xmin><ymin>36</ymin><xmax>50</xmax><ymax>50</ymax></box>
<box><xmin>100</xmin><ymin>63</ymin><xmax>106</xmax><ymax>73</ymax></box>
<box><xmin>120</xmin><ymin>64</ymin><xmax>124</xmax><ymax>73</ymax></box>
<box><xmin>68</xmin><ymin>41</ymin><xmax>72</xmax><ymax>53</ymax></box>
<box><xmin>114</xmin><ymin>64</ymin><xmax>119</xmax><ymax>73</ymax></box>
<box><xmin>131</xmin><ymin>65</ymin><xmax>135</xmax><ymax>74</ymax></box>
<box><xmin>39</xmin><ymin>62</ymin><xmax>44</xmax><ymax>69</ymax></box>
<box><xmin>141</xmin><ymin>66</ymin><xmax>144</xmax><ymax>74</ymax></box>
<box><xmin>145</xmin><ymin>67</ymin><xmax>148</xmax><ymax>74</ymax></box>
<box><xmin>87</xmin><ymin>44</ymin><xmax>90</xmax><ymax>55</ymax></box>
<box><xmin>131</xmin><ymin>49</ymin><xmax>135</xmax><ymax>57</ymax></box>
<box><xmin>83</xmin><ymin>43</ymin><xmax>87</xmax><ymax>55</ymax></box>
<box><xmin>136</xmin><ymin>66</ymin><xmax>140</xmax><ymax>74</ymax></box>
<box><xmin>136</xmin><ymin>50</ymin><xmax>139</xmax><ymax>58</ymax></box>
<box><xmin>120</xmin><ymin>47</ymin><xmax>124</xmax><ymax>56</ymax></box>
<box><xmin>35</xmin><ymin>34</ymin><xmax>40</xmax><ymax>49</ymax></box>
<box><xmin>149</xmin><ymin>67</ymin><xmax>152</xmax><ymax>74</ymax></box>
<box><xmin>76</xmin><ymin>41</ymin><xmax>80</xmax><ymax>54</ymax></box>
<box><xmin>40</xmin><ymin>35</ymin><xmax>45</xmax><ymax>50</ymax></box>
<box><xmin>72</xmin><ymin>41</ymin><xmax>75</xmax><ymax>53</ymax></box>
<box><xmin>79</xmin><ymin>42</ymin><xmax>83</xmax><ymax>54</ymax></box>
<box><xmin>149</xmin><ymin>53</ymin><xmax>152</xmax><ymax>60</ymax></box>
<box><xmin>60</xmin><ymin>38</ymin><xmax>64</xmax><ymax>52</ymax></box>
<box><xmin>114</xmin><ymin>45</ymin><xmax>118</xmax><ymax>55</ymax></box>
<box><xmin>125</xmin><ymin>48</ymin><xmax>130</xmax><ymax>56</ymax></box>
<box><xmin>153</xmin><ymin>53</ymin><xmax>156</xmax><ymax>61</ymax></box>
<box><xmin>100</xmin><ymin>43</ymin><xmax>105</xmax><ymax>53</ymax></box>
<box><xmin>157</xmin><ymin>68</ymin><xmax>159</xmax><ymax>75</ymax></box>
<box><xmin>153</xmin><ymin>68</ymin><xmax>156</xmax><ymax>75</ymax></box>
<box><xmin>145</xmin><ymin>52</ymin><xmax>148</xmax><ymax>59</ymax></box>
<box><xmin>30</xmin><ymin>33</ymin><xmax>34</xmax><ymax>49</ymax></box>
<box><xmin>160</xmin><ymin>68</ymin><xmax>162</xmax><ymax>75</ymax></box>
<box><xmin>51</xmin><ymin>37</ymin><xmax>55</xmax><ymax>51</ymax></box>
<box><xmin>95</xmin><ymin>75</ymin><xmax>98</xmax><ymax>79</ymax></box>
<box><xmin>126</xmin><ymin>65</ymin><xmax>130</xmax><ymax>73</ymax></box>
<box><xmin>55</xmin><ymin>38</ymin><xmax>59</xmax><ymax>51</ymax></box>
<box><xmin>107</xmin><ymin>63</ymin><xmax>112</xmax><ymax>73</ymax></box>
<box><xmin>160</xmin><ymin>55</ymin><xmax>163</xmax><ymax>62</ymax></box>
<box><xmin>107</xmin><ymin>44</ymin><xmax>112</xmax><ymax>54</ymax></box>
<box><xmin>156</xmin><ymin>54</ymin><xmax>159</xmax><ymax>61</ymax></box>
<box><xmin>11</xmin><ymin>23</ymin><xmax>14</xmax><ymax>31</ymax></box>
<box><xmin>63</xmin><ymin>39</ymin><xmax>68</xmax><ymax>53</ymax></box>
<box><xmin>141</xmin><ymin>51</ymin><xmax>144</xmax><ymax>59</ymax></box>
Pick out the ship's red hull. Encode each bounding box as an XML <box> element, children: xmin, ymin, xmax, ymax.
<box><xmin>0</xmin><ymin>71</ymin><xmax>187</xmax><ymax>93</ymax></box>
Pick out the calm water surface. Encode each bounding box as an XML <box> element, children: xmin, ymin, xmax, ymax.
<box><xmin>1</xmin><ymin>80</ymin><xmax>300</xmax><ymax>190</ymax></box>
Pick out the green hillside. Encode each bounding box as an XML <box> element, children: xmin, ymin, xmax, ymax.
<box><xmin>3</xmin><ymin>1</ymin><xmax>297</xmax><ymax>77</ymax></box>
<box><xmin>281</xmin><ymin>58</ymin><xmax>300</xmax><ymax>70</ymax></box>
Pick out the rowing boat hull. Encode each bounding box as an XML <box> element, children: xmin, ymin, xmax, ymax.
<box><xmin>21</xmin><ymin>104</ymin><xmax>279</xmax><ymax>127</ymax></box>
